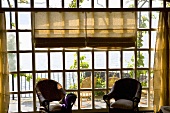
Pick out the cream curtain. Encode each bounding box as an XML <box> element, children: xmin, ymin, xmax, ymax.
<box><xmin>154</xmin><ymin>11</ymin><xmax>170</xmax><ymax>112</ymax></box>
<box><xmin>0</xmin><ymin>12</ymin><xmax>9</xmax><ymax>113</ymax></box>
<box><xmin>34</xmin><ymin>12</ymin><xmax>137</xmax><ymax>49</ymax></box>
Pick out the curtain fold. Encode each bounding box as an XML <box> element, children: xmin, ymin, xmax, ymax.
<box><xmin>154</xmin><ymin>11</ymin><xmax>170</xmax><ymax>112</ymax></box>
<box><xmin>34</xmin><ymin>12</ymin><xmax>137</xmax><ymax>49</ymax></box>
<box><xmin>0</xmin><ymin>12</ymin><xmax>9</xmax><ymax>113</ymax></box>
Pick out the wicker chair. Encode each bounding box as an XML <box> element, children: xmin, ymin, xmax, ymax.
<box><xmin>103</xmin><ymin>78</ymin><xmax>142</xmax><ymax>113</ymax></box>
<box><xmin>35</xmin><ymin>79</ymin><xmax>77</xmax><ymax>113</ymax></box>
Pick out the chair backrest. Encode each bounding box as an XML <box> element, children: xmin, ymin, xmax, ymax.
<box><xmin>35</xmin><ymin>79</ymin><xmax>66</xmax><ymax>102</ymax></box>
<box><xmin>111</xmin><ymin>78</ymin><xmax>142</xmax><ymax>100</ymax></box>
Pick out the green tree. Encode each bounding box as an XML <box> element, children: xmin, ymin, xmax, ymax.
<box><xmin>69</xmin><ymin>0</ymin><xmax>84</xmax><ymax>8</ymax></box>
<box><xmin>69</xmin><ymin>53</ymin><xmax>89</xmax><ymax>89</ymax></box>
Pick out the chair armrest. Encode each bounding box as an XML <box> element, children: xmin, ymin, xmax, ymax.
<box><xmin>103</xmin><ymin>95</ymin><xmax>109</xmax><ymax>100</ymax></box>
<box><xmin>134</xmin><ymin>82</ymin><xmax>142</xmax><ymax>102</ymax></box>
<box><xmin>103</xmin><ymin>95</ymin><xmax>110</xmax><ymax>107</ymax></box>
<box><xmin>132</xmin><ymin>97</ymin><xmax>140</xmax><ymax>103</ymax></box>
<box><xmin>132</xmin><ymin>97</ymin><xmax>140</xmax><ymax>109</ymax></box>
<box><xmin>36</xmin><ymin>90</ymin><xmax>49</xmax><ymax>106</ymax></box>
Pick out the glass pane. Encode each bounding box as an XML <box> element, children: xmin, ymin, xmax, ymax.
<box><xmin>152</xmin><ymin>0</ymin><xmax>163</xmax><ymax>8</ymax></box>
<box><xmin>34</xmin><ymin>0</ymin><xmax>46</xmax><ymax>8</ymax></box>
<box><xmin>94</xmin><ymin>51</ymin><xmax>106</xmax><ymax>69</ymax></box>
<box><xmin>80</xmin><ymin>52</ymin><xmax>92</xmax><ymax>69</ymax></box>
<box><xmin>21</xmin><ymin>94</ymin><xmax>33</xmax><ymax>112</ymax></box>
<box><xmin>80</xmin><ymin>91</ymin><xmax>92</xmax><ymax>109</ymax></box>
<box><xmin>49</xmin><ymin>0</ymin><xmax>62</xmax><ymax>8</ymax></box>
<box><xmin>18</xmin><ymin>0</ymin><xmax>30</xmax><ymax>8</ymax></box>
<box><xmin>167</xmin><ymin>2</ymin><xmax>170</xmax><ymax>7</ymax></box>
<box><xmin>138</xmin><ymin>12</ymin><xmax>149</xmax><ymax>29</ymax></box>
<box><xmin>81</xmin><ymin>72</ymin><xmax>92</xmax><ymax>89</ymax></box>
<box><xmin>151</xmin><ymin>31</ymin><xmax>157</xmax><ymax>48</ymax></box>
<box><xmin>122</xmin><ymin>70</ymin><xmax>134</xmax><ymax>78</ymax></box>
<box><xmin>65</xmin><ymin>52</ymin><xmax>77</xmax><ymax>69</ymax></box>
<box><xmin>109</xmin><ymin>51</ymin><xmax>120</xmax><ymax>69</ymax></box>
<box><xmin>20</xmin><ymin>73</ymin><xmax>33</xmax><ymax>91</ymax></box>
<box><xmin>9</xmin><ymin>74</ymin><xmax>18</xmax><ymax>92</ymax></box>
<box><xmin>94</xmin><ymin>90</ymin><xmax>106</xmax><ymax>109</ymax></box>
<box><xmin>18</xmin><ymin>12</ymin><xmax>31</xmax><ymax>29</ymax></box>
<box><xmin>50</xmin><ymin>52</ymin><xmax>63</xmax><ymax>70</ymax></box>
<box><xmin>50</xmin><ymin>48</ymin><xmax>63</xmax><ymax>50</ymax></box>
<box><xmin>137</xmin><ymin>51</ymin><xmax>149</xmax><ymax>68</ymax></box>
<box><xmin>139</xmin><ymin>90</ymin><xmax>148</xmax><ymax>107</ymax></box>
<box><xmin>19</xmin><ymin>32</ymin><xmax>32</xmax><ymax>50</ymax></box>
<box><xmin>109</xmin><ymin>0</ymin><xmax>120</xmax><ymax>8</ymax></box>
<box><xmin>20</xmin><ymin>53</ymin><xmax>32</xmax><ymax>71</ymax></box>
<box><xmin>123</xmin><ymin>51</ymin><xmax>134</xmax><ymax>68</ymax></box>
<box><xmin>150</xmin><ymin>51</ymin><xmax>155</xmax><ymax>68</ymax></box>
<box><xmin>36</xmin><ymin>73</ymin><xmax>48</xmax><ymax>82</ymax></box>
<box><xmin>123</xmin><ymin>0</ymin><xmax>135</xmax><ymax>8</ymax></box>
<box><xmin>150</xmin><ymin>75</ymin><xmax>154</xmax><ymax>107</ymax></box>
<box><xmin>7</xmin><ymin>32</ymin><xmax>16</xmax><ymax>51</ymax></box>
<box><xmin>5</xmin><ymin>12</ymin><xmax>16</xmax><ymax>29</ymax></box>
<box><xmin>2</xmin><ymin>0</ymin><xmax>15</xmax><ymax>8</ymax></box>
<box><xmin>152</xmin><ymin>11</ymin><xmax>159</xmax><ymax>28</ymax></box>
<box><xmin>80</xmin><ymin>0</ymin><xmax>91</xmax><ymax>8</ymax></box>
<box><xmin>94</xmin><ymin>71</ymin><xmax>106</xmax><ymax>89</ymax></box>
<box><xmin>137</xmin><ymin>31</ymin><xmax>149</xmax><ymax>48</ymax></box>
<box><xmin>65</xmin><ymin>0</ymin><xmax>77</xmax><ymax>8</ymax></box>
<box><xmin>51</xmin><ymin>72</ymin><xmax>63</xmax><ymax>85</ymax></box>
<box><xmin>35</xmin><ymin>53</ymin><xmax>48</xmax><ymax>70</ymax></box>
<box><xmin>9</xmin><ymin>94</ymin><xmax>18</xmax><ymax>112</ymax></box>
<box><xmin>138</xmin><ymin>0</ymin><xmax>149</xmax><ymax>8</ymax></box>
<box><xmin>66</xmin><ymin>72</ymin><xmax>78</xmax><ymax>90</ymax></box>
<box><xmin>108</xmin><ymin>71</ymin><xmax>120</xmax><ymax>88</ymax></box>
<box><xmin>94</xmin><ymin>0</ymin><xmax>106</xmax><ymax>8</ymax></box>
<box><xmin>8</xmin><ymin>53</ymin><xmax>17</xmax><ymax>72</ymax></box>
<box><xmin>137</xmin><ymin>70</ymin><xmax>148</xmax><ymax>88</ymax></box>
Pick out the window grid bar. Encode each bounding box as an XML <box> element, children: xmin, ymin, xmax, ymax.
<box><xmin>15</xmin><ymin>11</ymin><xmax>22</xmax><ymax>112</ymax></box>
<box><xmin>46</xmin><ymin>0</ymin><xmax>49</xmax><ymax>8</ymax></box>
<box><xmin>15</xmin><ymin>0</ymin><xmax>17</xmax><ymax>8</ymax></box>
<box><xmin>31</xmin><ymin>11</ymin><xmax>37</xmax><ymax>112</ymax></box>
<box><xmin>150</xmin><ymin>0</ymin><xmax>152</xmax><ymax>8</ymax></box>
<box><xmin>106</xmin><ymin>0</ymin><xmax>108</xmax><ymax>8</ymax></box>
<box><xmin>77</xmin><ymin>0</ymin><xmax>79</xmax><ymax>8</ymax></box>
<box><xmin>135</xmin><ymin>0</ymin><xmax>138</xmax><ymax>8</ymax></box>
<box><xmin>62</xmin><ymin>49</ymin><xmax>66</xmax><ymax>89</ymax></box>
<box><xmin>92</xmin><ymin>0</ymin><xmax>94</xmax><ymax>8</ymax></box>
<box><xmin>31</xmin><ymin>0</ymin><xmax>34</xmax><ymax>8</ymax></box>
<box><xmin>121</xmin><ymin>0</ymin><xmax>123</xmax><ymax>8</ymax></box>
<box><xmin>148</xmin><ymin>10</ymin><xmax>152</xmax><ymax>108</ymax></box>
<box><xmin>77</xmin><ymin>50</ymin><xmax>81</xmax><ymax>109</ymax></box>
<box><xmin>62</xmin><ymin>0</ymin><xmax>64</xmax><ymax>8</ymax></box>
<box><xmin>92</xmin><ymin>49</ymin><xmax>95</xmax><ymax>109</ymax></box>
<box><xmin>0</xmin><ymin>0</ymin><xmax>1</xmax><ymax>8</ymax></box>
<box><xmin>6</xmin><ymin>0</ymin><xmax>158</xmax><ymax>112</ymax></box>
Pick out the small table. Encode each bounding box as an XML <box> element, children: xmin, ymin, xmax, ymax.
<box><xmin>160</xmin><ymin>106</ymin><xmax>170</xmax><ymax>113</ymax></box>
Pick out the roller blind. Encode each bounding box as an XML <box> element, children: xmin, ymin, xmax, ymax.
<box><xmin>34</xmin><ymin>12</ymin><xmax>136</xmax><ymax>48</ymax></box>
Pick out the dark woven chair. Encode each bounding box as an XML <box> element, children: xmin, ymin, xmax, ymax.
<box><xmin>35</xmin><ymin>79</ymin><xmax>77</xmax><ymax>113</ymax></box>
<box><xmin>103</xmin><ymin>78</ymin><xmax>142</xmax><ymax>113</ymax></box>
